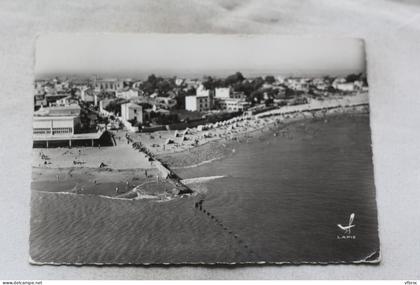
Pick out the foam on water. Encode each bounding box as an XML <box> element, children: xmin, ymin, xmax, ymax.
<box><xmin>181</xmin><ymin>175</ymin><xmax>226</xmax><ymax>185</ymax></box>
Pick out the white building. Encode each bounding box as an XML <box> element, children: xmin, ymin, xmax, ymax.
<box><xmin>353</xmin><ymin>80</ymin><xmax>367</xmax><ymax>91</ymax></box>
<box><xmin>185</xmin><ymin>96</ymin><xmax>196</xmax><ymax>111</ymax></box>
<box><xmin>215</xmin><ymin>87</ymin><xmax>231</xmax><ymax>99</ymax></box>
<box><xmin>175</xmin><ymin>78</ymin><xmax>185</xmax><ymax>86</ymax></box>
<box><xmin>94</xmin><ymin>79</ymin><xmax>124</xmax><ymax>92</ymax></box>
<box><xmin>33</xmin><ymin>105</ymin><xmax>82</xmax><ymax>143</ymax></box>
<box><xmin>32</xmin><ymin>104</ymin><xmax>106</xmax><ymax>147</ymax></box>
<box><xmin>34</xmin><ymin>104</ymin><xmax>81</xmax><ymax>117</ymax></box>
<box><xmin>231</xmin><ymin>91</ymin><xmax>246</xmax><ymax>99</ymax></box>
<box><xmin>121</xmin><ymin>102</ymin><xmax>143</xmax><ymax>123</ymax></box>
<box><xmin>33</xmin><ymin>116</ymin><xmax>80</xmax><ymax>136</ymax></box>
<box><xmin>314</xmin><ymin>81</ymin><xmax>328</xmax><ymax>91</ymax></box>
<box><xmin>185</xmin><ymin>85</ymin><xmax>213</xmax><ymax>112</ymax></box>
<box><xmin>185</xmin><ymin>94</ymin><xmax>211</xmax><ymax>112</ymax></box>
<box><xmin>55</xmin><ymin>96</ymin><xmax>78</xmax><ymax>106</ymax></box>
<box><xmin>287</xmin><ymin>78</ymin><xmax>310</xmax><ymax>92</ymax></box>
<box><xmin>217</xmin><ymin>98</ymin><xmax>250</xmax><ymax>112</ymax></box>
<box><xmin>80</xmin><ymin>87</ymin><xmax>95</xmax><ymax>103</ymax></box>
<box><xmin>333</xmin><ymin>82</ymin><xmax>355</xmax><ymax>92</ymax></box>
<box><xmin>132</xmin><ymin>81</ymin><xmax>143</xmax><ymax>89</ymax></box>
<box><xmin>116</xmin><ymin>89</ymin><xmax>139</xmax><ymax>100</ymax></box>
<box><xmin>196</xmin><ymin>84</ymin><xmax>211</xmax><ymax>97</ymax></box>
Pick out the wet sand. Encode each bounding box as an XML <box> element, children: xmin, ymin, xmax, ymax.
<box><xmin>31</xmin><ymin>167</ymin><xmax>165</xmax><ymax>198</ymax></box>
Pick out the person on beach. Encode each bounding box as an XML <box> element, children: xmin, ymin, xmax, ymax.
<box><xmin>198</xmin><ymin>199</ymin><xmax>204</xmax><ymax>210</ymax></box>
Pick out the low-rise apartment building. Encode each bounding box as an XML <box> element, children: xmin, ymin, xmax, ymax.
<box><xmin>217</xmin><ymin>98</ymin><xmax>250</xmax><ymax>112</ymax></box>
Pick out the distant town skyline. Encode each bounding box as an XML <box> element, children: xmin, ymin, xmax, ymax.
<box><xmin>35</xmin><ymin>34</ymin><xmax>366</xmax><ymax>79</ymax></box>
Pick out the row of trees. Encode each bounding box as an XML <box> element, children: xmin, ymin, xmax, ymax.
<box><xmin>105</xmin><ymin>71</ymin><xmax>367</xmax><ymax>114</ymax></box>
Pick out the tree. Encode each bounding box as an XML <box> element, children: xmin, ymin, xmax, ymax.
<box><xmin>327</xmin><ymin>85</ymin><xmax>336</xmax><ymax>93</ymax></box>
<box><xmin>248</xmin><ymin>90</ymin><xmax>263</xmax><ymax>103</ymax></box>
<box><xmin>285</xmin><ymin>87</ymin><xmax>296</xmax><ymax>99</ymax></box>
<box><xmin>156</xmin><ymin>80</ymin><xmax>172</xmax><ymax>95</ymax></box>
<box><xmin>147</xmin><ymin>74</ymin><xmax>157</xmax><ymax>84</ymax></box>
<box><xmin>224</xmin><ymin>72</ymin><xmax>245</xmax><ymax>86</ymax></box>
<box><xmin>345</xmin><ymin>73</ymin><xmax>361</xmax><ymax>83</ymax></box>
<box><xmin>233</xmin><ymin>80</ymin><xmax>253</xmax><ymax>95</ymax></box>
<box><xmin>252</xmin><ymin>77</ymin><xmax>264</xmax><ymax>90</ymax></box>
<box><xmin>265</xmin><ymin>98</ymin><xmax>274</xmax><ymax>106</ymax></box>
<box><xmin>104</xmin><ymin>99</ymin><xmax>127</xmax><ymax>116</ymax></box>
<box><xmin>202</xmin><ymin>77</ymin><xmax>215</xmax><ymax>90</ymax></box>
<box><xmin>264</xmin><ymin>75</ymin><xmax>275</xmax><ymax>84</ymax></box>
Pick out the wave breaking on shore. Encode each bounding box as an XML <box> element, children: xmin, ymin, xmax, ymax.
<box><xmin>181</xmin><ymin>175</ymin><xmax>225</xmax><ymax>185</ymax></box>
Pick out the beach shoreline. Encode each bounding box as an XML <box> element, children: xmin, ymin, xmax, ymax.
<box><xmin>31</xmin><ymin>95</ymin><xmax>369</xmax><ymax>201</ymax></box>
<box><xmin>157</xmin><ymin>104</ymin><xmax>369</xmax><ymax>169</ymax></box>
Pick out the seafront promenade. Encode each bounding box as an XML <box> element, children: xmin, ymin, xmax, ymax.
<box><xmin>255</xmin><ymin>92</ymin><xmax>368</xmax><ymax>119</ymax></box>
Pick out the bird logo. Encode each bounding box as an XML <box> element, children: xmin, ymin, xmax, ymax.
<box><xmin>337</xmin><ymin>213</ymin><xmax>355</xmax><ymax>234</ymax></box>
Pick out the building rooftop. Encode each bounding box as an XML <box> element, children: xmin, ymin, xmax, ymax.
<box><xmin>34</xmin><ymin>104</ymin><xmax>81</xmax><ymax>117</ymax></box>
<box><xmin>121</xmin><ymin>102</ymin><xmax>142</xmax><ymax>109</ymax></box>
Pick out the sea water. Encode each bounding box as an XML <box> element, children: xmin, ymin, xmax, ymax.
<box><xmin>30</xmin><ymin>114</ymin><xmax>379</xmax><ymax>264</ymax></box>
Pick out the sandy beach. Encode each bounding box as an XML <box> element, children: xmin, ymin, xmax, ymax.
<box><xmin>156</xmin><ymin>104</ymin><xmax>370</xmax><ymax>168</ymax></box>
<box><xmin>128</xmin><ymin>94</ymin><xmax>369</xmax><ymax>167</ymax></box>
<box><xmin>32</xmin><ymin>141</ymin><xmax>154</xmax><ymax>170</ymax></box>
<box><xmin>31</xmin><ymin>131</ymin><xmax>187</xmax><ymax>200</ymax></box>
<box><xmin>31</xmin><ymin>94</ymin><xmax>369</xmax><ymax>200</ymax></box>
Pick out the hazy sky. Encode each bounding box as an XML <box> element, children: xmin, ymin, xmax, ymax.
<box><xmin>35</xmin><ymin>34</ymin><xmax>366</xmax><ymax>79</ymax></box>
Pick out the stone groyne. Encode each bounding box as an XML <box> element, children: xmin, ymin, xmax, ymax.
<box><xmin>131</xmin><ymin>140</ymin><xmax>193</xmax><ymax>196</ymax></box>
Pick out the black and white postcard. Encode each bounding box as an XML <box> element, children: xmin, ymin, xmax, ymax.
<box><xmin>30</xmin><ymin>34</ymin><xmax>380</xmax><ymax>265</ymax></box>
